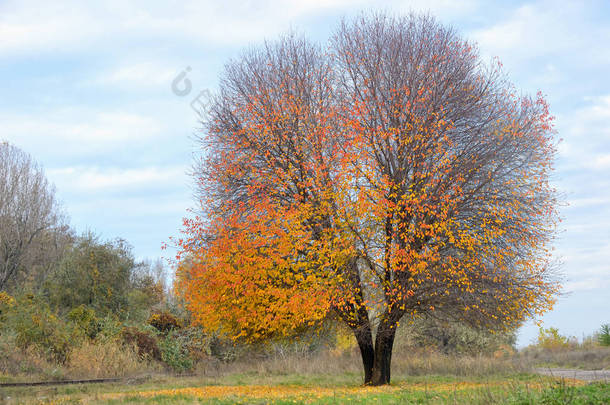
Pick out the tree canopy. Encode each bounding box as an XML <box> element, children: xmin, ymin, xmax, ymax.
<box><xmin>176</xmin><ymin>12</ymin><xmax>559</xmax><ymax>385</ymax></box>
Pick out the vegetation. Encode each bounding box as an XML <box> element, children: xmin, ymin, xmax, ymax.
<box><xmin>599</xmin><ymin>324</ymin><xmax>610</xmax><ymax>347</ymax></box>
<box><xmin>2</xmin><ymin>372</ymin><xmax>608</xmax><ymax>404</ymax></box>
<box><xmin>0</xmin><ymin>142</ymin><xmax>68</xmax><ymax>291</ymax></box>
<box><xmin>176</xmin><ymin>12</ymin><xmax>559</xmax><ymax>385</ymax></box>
<box><xmin>0</xmin><ymin>10</ymin><xmax>606</xmax><ymax>405</ymax></box>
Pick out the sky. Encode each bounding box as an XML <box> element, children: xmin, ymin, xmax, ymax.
<box><xmin>1</xmin><ymin>0</ymin><xmax>608</xmax><ymax>347</ymax></box>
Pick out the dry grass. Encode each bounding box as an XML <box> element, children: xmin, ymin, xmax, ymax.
<box><xmin>519</xmin><ymin>346</ymin><xmax>610</xmax><ymax>370</ymax></box>
<box><xmin>0</xmin><ymin>335</ymin><xmax>160</xmax><ymax>382</ymax></box>
<box><xmin>2</xmin><ymin>332</ymin><xmax>607</xmax><ymax>385</ymax></box>
<box><xmin>0</xmin><ymin>333</ymin><xmax>64</xmax><ymax>382</ymax></box>
<box><xmin>65</xmin><ymin>340</ymin><xmax>161</xmax><ymax>379</ymax></box>
<box><xmin>190</xmin><ymin>345</ymin><xmax>527</xmax><ymax>384</ymax></box>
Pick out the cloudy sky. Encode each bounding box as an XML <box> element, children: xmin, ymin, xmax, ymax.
<box><xmin>1</xmin><ymin>0</ymin><xmax>608</xmax><ymax>346</ymax></box>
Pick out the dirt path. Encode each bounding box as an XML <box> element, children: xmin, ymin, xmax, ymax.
<box><xmin>535</xmin><ymin>368</ymin><xmax>610</xmax><ymax>382</ymax></box>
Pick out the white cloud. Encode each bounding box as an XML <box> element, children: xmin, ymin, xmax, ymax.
<box><xmin>2</xmin><ymin>109</ymin><xmax>162</xmax><ymax>149</ymax></box>
<box><xmin>471</xmin><ymin>2</ymin><xmax>582</xmax><ymax>60</ymax></box>
<box><xmin>91</xmin><ymin>61</ymin><xmax>178</xmax><ymax>88</ymax></box>
<box><xmin>564</xmin><ymin>278</ymin><xmax>610</xmax><ymax>292</ymax></box>
<box><xmin>0</xmin><ymin>1</ymin><xmax>105</xmax><ymax>54</ymax></box>
<box><xmin>469</xmin><ymin>0</ymin><xmax>610</xmax><ymax>84</ymax></box>
<box><xmin>590</xmin><ymin>154</ymin><xmax>610</xmax><ymax>170</ymax></box>
<box><xmin>2</xmin><ymin>0</ymin><xmax>609</xmax><ymax>341</ymax></box>
<box><xmin>0</xmin><ymin>0</ymin><xmax>346</xmax><ymax>55</ymax></box>
<box><xmin>556</xmin><ymin>95</ymin><xmax>610</xmax><ymax>171</ymax></box>
<box><xmin>567</xmin><ymin>197</ymin><xmax>610</xmax><ymax>209</ymax></box>
<box><xmin>47</xmin><ymin>165</ymin><xmax>187</xmax><ymax>193</ymax></box>
<box><xmin>0</xmin><ymin>0</ymin><xmax>485</xmax><ymax>56</ymax></box>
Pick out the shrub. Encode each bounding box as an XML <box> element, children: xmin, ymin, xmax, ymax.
<box><xmin>121</xmin><ymin>326</ymin><xmax>161</xmax><ymax>361</ymax></box>
<box><xmin>148</xmin><ymin>311</ymin><xmax>183</xmax><ymax>333</ymax></box>
<box><xmin>95</xmin><ymin>315</ymin><xmax>124</xmax><ymax>342</ymax></box>
<box><xmin>411</xmin><ymin>318</ymin><xmax>516</xmax><ymax>355</ymax></box>
<box><xmin>537</xmin><ymin>327</ymin><xmax>572</xmax><ymax>351</ymax></box>
<box><xmin>0</xmin><ymin>291</ymin><xmax>15</xmax><ymax>324</ymax></box>
<box><xmin>159</xmin><ymin>330</ymin><xmax>193</xmax><ymax>373</ymax></box>
<box><xmin>67</xmin><ymin>305</ymin><xmax>101</xmax><ymax>339</ymax></box>
<box><xmin>4</xmin><ymin>294</ymin><xmax>74</xmax><ymax>363</ymax></box>
<box><xmin>599</xmin><ymin>324</ymin><xmax>610</xmax><ymax>347</ymax></box>
<box><xmin>178</xmin><ymin>326</ymin><xmax>208</xmax><ymax>362</ymax></box>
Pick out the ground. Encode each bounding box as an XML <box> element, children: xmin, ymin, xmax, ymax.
<box><xmin>1</xmin><ymin>372</ymin><xmax>608</xmax><ymax>404</ymax></box>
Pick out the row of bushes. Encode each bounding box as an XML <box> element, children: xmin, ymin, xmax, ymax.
<box><xmin>8</xmin><ymin>288</ymin><xmax>606</xmax><ymax>380</ymax></box>
<box><xmin>0</xmin><ymin>292</ymin><xmax>198</xmax><ymax>376</ymax></box>
<box><xmin>534</xmin><ymin>325</ymin><xmax>610</xmax><ymax>351</ymax></box>
<box><xmin>2</xmin><ymin>294</ymin><xmax>522</xmax><ymax>379</ymax></box>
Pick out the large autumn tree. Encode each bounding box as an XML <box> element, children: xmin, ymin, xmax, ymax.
<box><xmin>176</xmin><ymin>13</ymin><xmax>559</xmax><ymax>386</ymax></box>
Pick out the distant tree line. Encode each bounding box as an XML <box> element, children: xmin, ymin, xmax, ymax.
<box><xmin>0</xmin><ymin>141</ymin><xmax>169</xmax><ymax>318</ymax></box>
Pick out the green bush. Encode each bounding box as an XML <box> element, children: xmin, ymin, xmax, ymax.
<box><xmin>3</xmin><ymin>294</ymin><xmax>74</xmax><ymax>363</ymax></box>
<box><xmin>95</xmin><ymin>315</ymin><xmax>123</xmax><ymax>342</ymax></box>
<box><xmin>599</xmin><ymin>324</ymin><xmax>610</xmax><ymax>346</ymax></box>
<box><xmin>159</xmin><ymin>330</ymin><xmax>194</xmax><ymax>372</ymax></box>
<box><xmin>67</xmin><ymin>305</ymin><xmax>101</xmax><ymax>339</ymax></box>
<box><xmin>44</xmin><ymin>234</ymin><xmax>134</xmax><ymax>318</ymax></box>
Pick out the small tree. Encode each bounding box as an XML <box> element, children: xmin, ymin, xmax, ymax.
<box><xmin>599</xmin><ymin>324</ymin><xmax>610</xmax><ymax>346</ymax></box>
<box><xmin>0</xmin><ymin>142</ymin><xmax>66</xmax><ymax>291</ymax></box>
<box><xmin>177</xmin><ymin>13</ymin><xmax>560</xmax><ymax>385</ymax></box>
<box><xmin>536</xmin><ymin>327</ymin><xmax>571</xmax><ymax>351</ymax></box>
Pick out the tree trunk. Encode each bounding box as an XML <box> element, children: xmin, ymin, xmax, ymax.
<box><xmin>370</xmin><ymin>319</ymin><xmax>398</xmax><ymax>386</ymax></box>
<box><xmin>353</xmin><ymin>325</ymin><xmax>374</xmax><ymax>384</ymax></box>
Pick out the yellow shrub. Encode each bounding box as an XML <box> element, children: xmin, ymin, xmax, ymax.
<box><xmin>537</xmin><ymin>327</ymin><xmax>571</xmax><ymax>351</ymax></box>
<box><xmin>0</xmin><ymin>291</ymin><xmax>15</xmax><ymax>308</ymax></box>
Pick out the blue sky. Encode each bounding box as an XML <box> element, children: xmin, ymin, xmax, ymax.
<box><xmin>1</xmin><ymin>0</ymin><xmax>608</xmax><ymax>346</ymax></box>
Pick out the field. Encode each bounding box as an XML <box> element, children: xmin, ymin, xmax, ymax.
<box><xmin>2</xmin><ymin>373</ymin><xmax>608</xmax><ymax>404</ymax></box>
<box><xmin>2</xmin><ymin>329</ymin><xmax>609</xmax><ymax>404</ymax></box>
<box><xmin>2</xmin><ymin>366</ymin><xmax>608</xmax><ymax>404</ymax></box>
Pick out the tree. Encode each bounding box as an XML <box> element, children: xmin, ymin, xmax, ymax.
<box><xmin>176</xmin><ymin>13</ymin><xmax>559</xmax><ymax>385</ymax></box>
<box><xmin>598</xmin><ymin>324</ymin><xmax>610</xmax><ymax>346</ymax></box>
<box><xmin>0</xmin><ymin>142</ymin><xmax>66</xmax><ymax>291</ymax></box>
<box><xmin>45</xmin><ymin>233</ymin><xmax>135</xmax><ymax>317</ymax></box>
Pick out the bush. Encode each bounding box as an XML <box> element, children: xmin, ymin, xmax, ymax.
<box><xmin>121</xmin><ymin>326</ymin><xmax>161</xmax><ymax>361</ymax></box>
<box><xmin>67</xmin><ymin>305</ymin><xmax>101</xmax><ymax>339</ymax></box>
<box><xmin>0</xmin><ymin>330</ymin><xmax>64</xmax><ymax>380</ymax></box>
<box><xmin>178</xmin><ymin>326</ymin><xmax>208</xmax><ymax>362</ymax></box>
<box><xmin>0</xmin><ymin>291</ymin><xmax>15</xmax><ymax>324</ymax></box>
<box><xmin>159</xmin><ymin>330</ymin><xmax>193</xmax><ymax>373</ymax></box>
<box><xmin>537</xmin><ymin>327</ymin><xmax>572</xmax><ymax>351</ymax></box>
<box><xmin>3</xmin><ymin>294</ymin><xmax>74</xmax><ymax>363</ymax></box>
<box><xmin>95</xmin><ymin>315</ymin><xmax>124</xmax><ymax>342</ymax></box>
<box><xmin>44</xmin><ymin>234</ymin><xmax>134</xmax><ymax>318</ymax></box>
<box><xmin>148</xmin><ymin>311</ymin><xmax>183</xmax><ymax>333</ymax></box>
<box><xmin>411</xmin><ymin>318</ymin><xmax>516</xmax><ymax>355</ymax></box>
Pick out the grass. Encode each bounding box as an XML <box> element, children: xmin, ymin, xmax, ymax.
<box><xmin>1</xmin><ymin>372</ymin><xmax>607</xmax><ymax>404</ymax></box>
<box><xmin>518</xmin><ymin>346</ymin><xmax>610</xmax><ymax>370</ymax></box>
<box><xmin>1</xmin><ymin>343</ymin><xmax>608</xmax><ymax>403</ymax></box>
